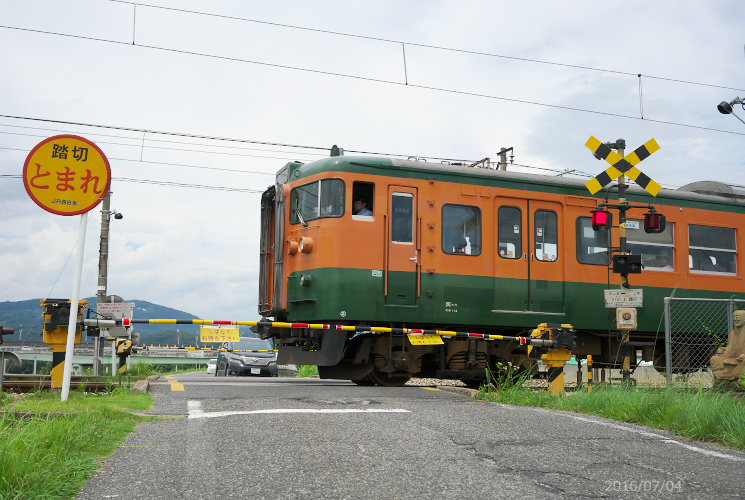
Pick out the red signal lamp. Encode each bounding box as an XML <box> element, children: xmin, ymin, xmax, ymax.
<box><xmin>591</xmin><ymin>209</ymin><xmax>611</xmax><ymax>231</ymax></box>
<box><xmin>644</xmin><ymin>211</ymin><xmax>666</xmax><ymax>233</ymax></box>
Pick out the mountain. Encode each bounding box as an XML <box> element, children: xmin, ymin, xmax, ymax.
<box><xmin>0</xmin><ymin>297</ymin><xmax>237</xmax><ymax>345</ymax></box>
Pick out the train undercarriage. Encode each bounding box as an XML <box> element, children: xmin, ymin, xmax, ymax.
<box><xmin>259</xmin><ymin>321</ymin><xmax>678</xmax><ymax>387</ymax></box>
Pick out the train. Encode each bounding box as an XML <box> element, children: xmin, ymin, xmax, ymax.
<box><xmin>257</xmin><ymin>150</ymin><xmax>745</xmax><ymax>386</ymax></box>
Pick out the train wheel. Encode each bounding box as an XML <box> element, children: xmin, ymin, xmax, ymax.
<box><xmin>369</xmin><ymin>370</ymin><xmax>410</xmax><ymax>387</ymax></box>
<box><xmin>351</xmin><ymin>376</ymin><xmax>375</xmax><ymax>386</ymax></box>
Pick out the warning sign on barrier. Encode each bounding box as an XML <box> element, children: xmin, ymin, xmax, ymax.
<box><xmin>200</xmin><ymin>326</ymin><xmax>240</xmax><ymax>343</ymax></box>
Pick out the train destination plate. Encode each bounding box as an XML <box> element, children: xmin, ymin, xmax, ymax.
<box><xmin>604</xmin><ymin>289</ymin><xmax>643</xmax><ymax>308</ymax></box>
<box><xmin>408</xmin><ymin>334</ymin><xmax>445</xmax><ymax>346</ymax></box>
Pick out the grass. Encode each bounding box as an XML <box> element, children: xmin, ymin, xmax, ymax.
<box><xmin>0</xmin><ymin>388</ymin><xmax>154</xmax><ymax>499</ymax></box>
<box><xmin>296</xmin><ymin>365</ymin><xmax>319</xmax><ymax>377</ymax></box>
<box><xmin>476</xmin><ymin>382</ymin><xmax>745</xmax><ymax>450</ymax></box>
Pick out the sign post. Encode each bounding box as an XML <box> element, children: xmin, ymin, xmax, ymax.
<box><xmin>23</xmin><ymin>135</ymin><xmax>111</xmax><ymax>401</ymax></box>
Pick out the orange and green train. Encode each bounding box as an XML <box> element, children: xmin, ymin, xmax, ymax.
<box><xmin>257</xmin><ymin>153</ymin><xmax>745</xmax><ymax>386</ymax></box>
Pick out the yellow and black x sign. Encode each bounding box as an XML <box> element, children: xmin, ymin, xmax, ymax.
<box><xmin>585</xmin><ymin>137</ymin><xmax>662</xmax><ymax>196</ymax></box>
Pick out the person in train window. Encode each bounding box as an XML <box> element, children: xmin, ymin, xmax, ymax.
<box><xmin>652</xmin><ymin>250</ymin><xmax>673</xmax><ymax>270</ymax></box>
<box><xmin>353</xmin><ymin>198</ymin><xmax>372</xmax><ymax>216</ymax></box>
<box><xmin>453</xmin><ymin>236</ymin><xmax>467</xmax><ymax>254</ymax></box>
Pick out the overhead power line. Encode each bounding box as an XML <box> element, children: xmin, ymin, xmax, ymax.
<box><xmin>1</xmin><ymin>26</ymin><xmax>742</xmax><ymax>138</ymax></box>
<box><xmin>0</xmin><ymin>121</ymin><xmax>330</xmax><ymax>157</ymax></box>
<box><xmin>0</xmin><ymin>113</ymin><xmax>478</xmax><ymax>162</ymax></box>
<box><xmin>106</xmin><ymin>0</ymin><xmax>744</xmax><ymax>92</ymax></box>
<box><xmin>0</xmin><ymin>173</ymin><xmax>264</xmax><ymax>193</ymax></box>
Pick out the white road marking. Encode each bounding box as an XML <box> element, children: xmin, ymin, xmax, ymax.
<box><xmin>187</xmin><ymin>405</ymin><xmax>411</xmax><ymax>419</ymax></box>
<box><xmin>567</xmin><ymin>414</ymin><xmax>744</xmax><ymax>462</ymax></box>
<box><xmin>187</xmin><ymin>400</ymin><xmax>203</xmax><ymax>417</ymax></box>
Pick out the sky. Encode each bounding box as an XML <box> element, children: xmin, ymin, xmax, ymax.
<box><xmin>0</xmin><ymin>0</ymin><xmax>743</xmax><ymax>320</ymax></box>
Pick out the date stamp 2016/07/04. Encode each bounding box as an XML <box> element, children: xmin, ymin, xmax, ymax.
<box><xmin>604</xmin><ymin>480</ymin><xmax>683</xmax><ymax>493</ymax></box>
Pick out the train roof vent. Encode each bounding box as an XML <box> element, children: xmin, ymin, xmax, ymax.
<box><xmin>677</xmin><ymin>181</ymin><xmax>745</xmax><ymax>198</ymax></box>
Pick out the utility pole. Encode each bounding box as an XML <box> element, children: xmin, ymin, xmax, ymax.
<box><xmin>497</xmin><ymin>147</ymin><xmax>514</xmax><ymax>171</ymax></box>
<box><xmin>94</xmin><ymin>192</ymin><xmax>112</xmax><ymax>375</ymax></box>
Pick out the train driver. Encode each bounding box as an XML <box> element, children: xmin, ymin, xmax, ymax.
<box><xmin>353</xmin><ymin>198</ymin><xmax>373</xmax><ymax>216</ymax></box>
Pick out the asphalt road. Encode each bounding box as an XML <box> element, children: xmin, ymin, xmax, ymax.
<box><xmin>78</xmin><ymin>372</ymin><xmax>745</xmax><ymax>499</ymax></box>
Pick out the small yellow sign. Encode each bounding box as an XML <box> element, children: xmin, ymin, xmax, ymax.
<box><xmin>407</xmin><ymin>334</ymin><xmax>445</xmax><ymax>346</ymax></box>
<box><xmin>200</xmin><ymin>326</ymin><xmax>240</xmax><ymax>343</ymax></box>
<box><xmin>23</xmin><ymin>135</ymin><xmax>111</xmax><ymax>215</ymax></box>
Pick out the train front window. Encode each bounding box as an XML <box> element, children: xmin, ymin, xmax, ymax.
<box><xmin>689</xmin><ymin>225</ymin><xmax>737</xmax><ymax>274</ymax></box>
<box><xmin>534</xmin><ymin>210</ymin><xmax>557</xmax><ymax>262</ymax></box>
<box><xmin>627</xmin><ymin>219</ymin><xmax>675</xmax><ymax>271</ymax></box>
<box><xmin>498</xmin><ymin>206</ymin><xmax>521</xmax><ymax>259</ymax></box>
<box><xmin>442</xmin><ymin>204</ymin><xmax>482</xmax><ymax>255</ymax></box>
<box><xmin>290</xmin><ymin>179</ymin><xmax>345</xmax><ymax>224</ymax></box>
<box><xmin>576</xmin><ymin>217</ymin><xmax>609</xmax><ymax>265</ymax></box>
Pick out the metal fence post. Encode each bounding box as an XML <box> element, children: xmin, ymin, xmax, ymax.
<box><xmin>728</xmin><ymin>299</ymin><xmax>735</xmax><ymax>333</ymax></box>
<box><xmin>664</xmin><ymin>297</ymin><xmax>672</xmax><ymax>386</ymax></box>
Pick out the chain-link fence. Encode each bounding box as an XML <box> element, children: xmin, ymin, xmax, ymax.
<box><xmin>664</xmin><ymin>297</ymin><xmax>745</xmax><ymax>384</ymax></box>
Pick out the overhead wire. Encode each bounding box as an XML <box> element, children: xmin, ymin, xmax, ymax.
<box><xmin>0</xmin><ymin>122</ymin><xmax>331</xmax><ymax>157</ymax></box>
<box><xmin>1</xmin><ymin>25</ymin><xmax>742</xmax><ymax>138</ymax></box>
<box><xmin>0</xmin><ymin>112</ymin><xmax>477</xmax><ymax>162</ymax></box>
<box><xmin>106</xmin><ymin>0</ymin><xmax>744</xmax><ymax>92</ymax></box>
<box><xmin>0</xmin><ymin>173</ymin><xmax>264</xmax><ymax>192</ymax></box>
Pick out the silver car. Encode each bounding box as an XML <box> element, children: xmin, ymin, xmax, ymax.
<box><xmin>216</xmin><ymin>337</ymin><xmax>278</xmax><ymax>377</ymax></box>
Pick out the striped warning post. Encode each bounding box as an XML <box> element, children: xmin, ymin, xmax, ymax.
<box><xmin>585</xmin><ymin>136</ymin><xmax>662</xmax><ymax>196</ymax></box>
<box><xmin>547</xmin><ymin>366</ymin><xmax>565</xmax><ymax>396</ymax></box>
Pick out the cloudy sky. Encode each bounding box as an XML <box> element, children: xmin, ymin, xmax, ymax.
<box><xmin>1</xmin><ymin>0</ymin><xmax>743</xmax><ymax>319</ymax></box>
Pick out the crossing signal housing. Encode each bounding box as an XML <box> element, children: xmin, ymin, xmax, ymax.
<box><xmin>591</xmin><ymin>209</ymin><xmax>611</xmax><ymax>231</ymax></box>
<box><xmin>644</xmin><ymin>211</ymin><xmax>666</xmax><ymax>233</ymax></box>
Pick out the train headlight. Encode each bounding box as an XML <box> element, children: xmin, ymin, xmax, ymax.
<box><xmin>300</xmin><ymin>237</ymin><xmax>314</xmax><ymax>253</ymax></box>
<box><xmin>287</xmin><ymin>240</ymin><xmax>299</xmax><ymax>255</ymax></box>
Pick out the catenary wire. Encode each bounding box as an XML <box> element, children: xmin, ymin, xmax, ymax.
<box><xmin>0</xmin><ymin>173</ymin><xmax>264</xmax><ymax>192</ymax></box>
<box><xmin>0</xmin><ymin>111</ymin><xmax>477</xmax><ymax>162</ymax></box>
<box><xmin>0</xmin><ymin>122</ymin><xmax>331</xmax><ymax>157</ymax></box>
<box><xmin>1</xmin><ymin>26</ymin><xmax>743</xmax><ymax>138</ymax></box>
<box><xmin>105</xmin><ymin>0</ymin><xmax>745</xmax><ymax>92</ymax></box>
<box><xmin>0</xmin><ymin>130</ymin><xmax>318</xmax><ymax>162</ymax></box>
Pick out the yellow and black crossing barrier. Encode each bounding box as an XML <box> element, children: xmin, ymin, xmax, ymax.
<box><xmin>585</xmin><ymin>136</ymin><xmax>661</xmax><ymax>196</ymax></box>
<box><xmin>86</xmin><ymin>318</ymin><xmax>558</xmax><ymax>347</ymax></box>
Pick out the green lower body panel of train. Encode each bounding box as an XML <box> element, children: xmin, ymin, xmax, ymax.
<box><xmin>285</xmin><ymin>267</ymin><xmax>742</xmax><ymax>332</ymax></box>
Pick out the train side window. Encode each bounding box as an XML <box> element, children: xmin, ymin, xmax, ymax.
<box><xmin>576</xmin><ymin>217</ymin><xmax>609</xmax><ymax>265</ymax></box>
<box><xmin>627</xmin><ymin>219</ymin><xmax>675</xmax><ymax>271</ymax></box>
<box><xmin>352</xmin><ymin>181</ymin><xmax>374</xmax><ymax>219</ymax></box>
<box><xmin>391</xmin><ymin>193</ymin><xmax>414</xmax><ymax>243</ymax></box>
<box><xmin>498</xmin><ymin>206</ymin><xmax>521</xmax><ymax>259</ymax></box>
<box><xmin>689</xmin><ymin>225</ymin><xmax>737</xmax><ymax>274</ymax></box>
<box><xmin>534</xmin><ymin>210</ymin><xmax>557</xmax><ymax>262</ymax></box>
<box><xmin>290</xmin><ymin>179</ymin><xmax>345</xmax><ymax>224</ymax></box>
<box><xmin>442</xmin><ymin>204</ymin><xmax>482</xmax><ymax>255</ymax></box>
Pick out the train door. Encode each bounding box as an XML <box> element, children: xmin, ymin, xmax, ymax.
<box><xmin>493</xmin><ymin>198</ymin><xmax>565</xmax><ymax>314</ymax></box>
<box><xmin>494</xmin><ymin>199</ymin><xmax>529</xmax><ymax>311</ymax></box>
<box><xmin>385</xmin><ymin>186</ymin><xmax>419</xmax><ymax>306</ymax></box>
<box><xmin>529</xmin><ymin>200</ymin><xmax>565</xmax><ymax>314</ymax></box>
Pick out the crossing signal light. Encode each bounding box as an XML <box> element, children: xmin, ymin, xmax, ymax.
<box><xmin>591</xmin><ymin>209</ymin><xmax>611</xmax><ymax>231</ymax></box>
<box><xmin>644</xmin><ymin>211</ymin><xmax>666</xmax><ymax>233</ymax></box>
